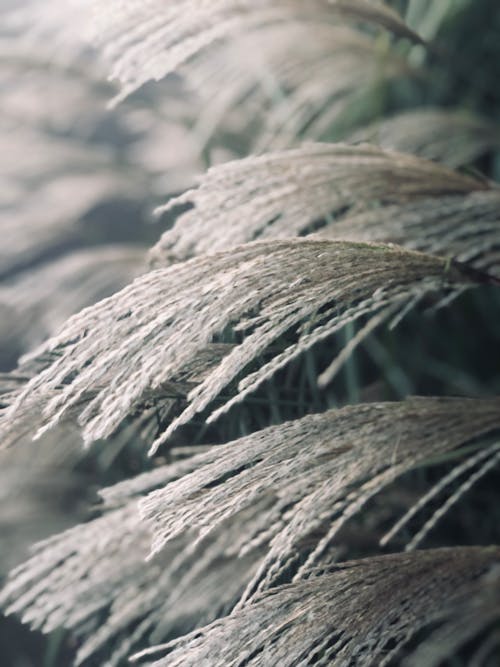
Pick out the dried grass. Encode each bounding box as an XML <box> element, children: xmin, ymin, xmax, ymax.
<box><xmin>151</xmin><ymin>144</ymin><xmax>496</xmax><ymax>272</ymax></box>
<box><xmin>132</xmin><ymin>548</ymin><xmax>500</xmax><ymax>667</ymax></box>
<box><xmin>3</xmin><ymin>398</ymin><xmax>499</xmax><ymax>664</ymax></box>
<box><xmin>1</xmin><ymin>240</ymin><xmax>482</xmax><ymax>455</ymax></box>
<box><xmin>86</xmin><ymin>1</ymin><xmax>422</xmax><ymax>104</ymax></box>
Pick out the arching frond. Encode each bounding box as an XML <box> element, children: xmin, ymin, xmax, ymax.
<box><xmin>151</xmin><ymin>143</ymin><xmax>493</xmax><ymax>268</ymax></box>
<box><xmin>0</xmin><ymin>341</ymin><xmax>233</xmax><ymax>452</ymax></box>
<box><xmin>132</xmin><ymin>548</ymin><xmax>500</xmax><ymax>667</ymax></box>
<box><xmin>140</xmin><ymin>397</ymin><xmax>500</xmax><ymax>586</ymax></box>
<box><xmin>1</xmin><ymin>2</ymin><xmax>498</xmax><ymax>666</ymax></box>
<box><xmin>4</xmin><ymin>1</ymin><xmax>418</xmax><ymax>153</ymax></box>
<box><xmin>320</xmin><ymin>190</ymin><xmax>500</xmax><ymax>277</ymax></box>
<box><xmin>3</xmin><ymin>398</ymin><xmax>499</xmax><ymax>664</ymax></box>
<box><xmin>86</xmin><ymin>1</ymin><xmax>422</xmax><ymax>104</ymax></box>
<box><xmin>1</xmin><ymin>240</ymin><xmax>485</xmax><ymax>455</ymax></box>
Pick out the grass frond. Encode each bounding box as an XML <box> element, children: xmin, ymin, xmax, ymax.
<box><xmin>85</xmin><ymin>1</ymin><xmax>422</xmax><ymax>105</ymax></box>
<box><xmin>3</xmin><ymin>1</ymin><xmax>418</xmax><ymax>154</ymax></box>
<box><xmin>151</xmin><ymin>143</ymin><xmax>492</xmax><ymax>266</ymax></box>
<box><xmin>3</xmin><ymin>397</ymin><xmax>499</xmax><ymax>664</ymax></box>
<box><xmin>131</xmin><ymin>547</ymin><xmax>500</xmax><ymax>667</ymax></box>
<box><xmin>140</xmin><ymin>396</ymin><xmax>500</xmax><ymax>568</ymax></box>
<box><xmin>320</xmin><ymin>189</ymin><xmax>500</xmax><ymax>277</ymax></box>
<box><xmin>1</xmin><ymin>240</ymin><xmax>484</xmax><ymax>455</ymax></box>
<box><xmin>1</xmin><ymin>2</ymin><xmax>499</xmax><ymax>664</ymax></box>
<box><xmin>0</xmin><ymin>488</ymin><xmax>263</xmax><ymax>665</ymax></box>
<box><xmin>0</xmin><ymin>341</ymin><xmax>233</xmax><ymax>452</ymax></box>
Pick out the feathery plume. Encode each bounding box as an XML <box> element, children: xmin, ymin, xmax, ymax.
<box><xmin>320</xmin><ymin>189</ymin><xmax>500</xmax><ymax>277</ymax></box>
<box><xmin>132</xmin><ymin>548</ymin><xmax>500</xmax><ymax>667</ymax></box>
<box><xmin>0</xmin><ymin>471</ymin><xmax>264</xmax><ymax>666</ymax></box>
<box><xmin>151</xmin><ymin>143</ymin><xmax>491</xmax><ymax>267</ymax></box>
<box><xmin>86</xmin><ymin>1</ymin><xmax>422</xmax><ymax>104</ymax></box>
<box><xmin>140</xmin><ymin>397</ymin><xmax>500</xmax><ymax>589</ymax></box>
<box><xmin>1</xmin><ymin>240</ymin><xmax>483</xmax><ymax>455</ymax></box>
<box><xmin>4</xmin><ymin>398</ymin><xmax>499</xmax><ymax>663</ymax></box>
